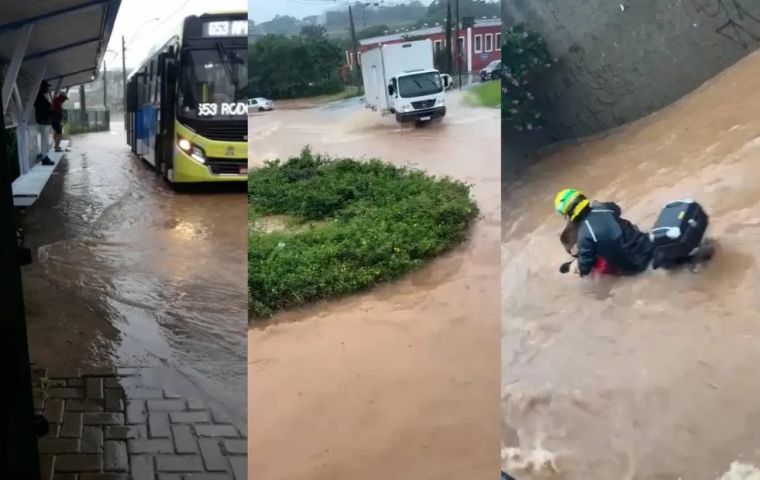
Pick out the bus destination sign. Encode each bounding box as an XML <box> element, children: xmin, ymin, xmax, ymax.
<box><xmin>202</xmin><ymin>20</ymin><xmax>248</xmax><ymax>38</ymax></box>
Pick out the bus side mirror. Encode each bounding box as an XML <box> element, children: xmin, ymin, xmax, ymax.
<box><xmin>388</xmin><ymin>84</ymin><xmax>395</xmax><ymax>96</ymax></box>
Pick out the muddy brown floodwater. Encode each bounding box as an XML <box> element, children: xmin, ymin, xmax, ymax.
<box><xmin>21</xmin><ymin>125</ymin><xmax>247</xmax><ymax>425</ymax></box>
<box><xmin>249</xmin><ymin>91</ymin><xmax>501</xmax><ymax>479</ymax></box>
<box><xmin>502</xmin><ymin>50</ymin><xmax>760</xmax><ymax>479</ymax></box>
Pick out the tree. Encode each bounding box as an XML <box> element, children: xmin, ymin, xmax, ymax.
<box><xmin>252</xmin><ymin>15</ymin><xmax>301</xmax><ymax>36</ymax></box>
<box><xmin>249</xmin><ymin>34</ymin><xmax>345</xmax><ymax>99</ymax></box>
<box><xmin>501</xmin><ymin>25</ymin><xmax>557</xmax><ymax>132</ymax></box>
<box><xmin>357</xmin><ymin>24</ymin><xmax>390</xmax><ymax>40</ymax></box>
<box><xmin>301</xmin><ymin>24</ymin><xmax>327</xmax><ymax>38</ymax></box>
<box><xmin>420</xmin><ymin>0</ymin><xmax>499</xmax><ymax>27</ymax></box>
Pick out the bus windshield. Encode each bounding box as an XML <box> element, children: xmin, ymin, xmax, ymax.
<box><xmin>178</xmin><ymin>46</ymin><xmax>247</xmax><ymax>120</ymax></box>
<box><xmin>397</xmin><ymin>72</ymin><xmax>443</xmax><ymax>98</ymax></box>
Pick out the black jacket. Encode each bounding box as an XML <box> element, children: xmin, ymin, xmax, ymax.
<box><xmin>576</xmin><ymin>201</ymin><xmax>653</xmax><ymax>276</ymax></box>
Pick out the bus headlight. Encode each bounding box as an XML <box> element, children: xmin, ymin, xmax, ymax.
<box><xmin>177</xmin><ymin>137</ymin><xmax>206</xmax><ymax>164</ymax></box>
<box><xmin>190</xmin><ymin>146</ymin><xmax>206</xmax><ymax>164</ymax></box>
<box><xmin>178</xmin><ymin>138</ymin><xmax>192</xmax><ymax>152</ymax></box>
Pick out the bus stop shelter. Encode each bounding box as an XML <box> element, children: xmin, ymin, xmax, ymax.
<box><xmin>0</xmin><ymin>0</ymin><xmax>120</xmax><ymax>476</ymax></box>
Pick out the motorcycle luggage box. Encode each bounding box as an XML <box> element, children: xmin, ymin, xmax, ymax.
<box><xmin>650</xmin><ymin>199</ymin><xmax>708</xmax><ymax>268</ymax></box>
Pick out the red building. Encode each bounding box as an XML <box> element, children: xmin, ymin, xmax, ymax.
<box><xmin>346</xmin><ymin>18</ymin><xmax>502</xmax><ymax>75</ymax></box>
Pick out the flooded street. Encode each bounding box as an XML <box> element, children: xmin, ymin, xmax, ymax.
<box><xmin>250</xmin><ymin>91</ymin><xmax>501</xmax><ymax>479</ymax></box>
<box><xmin>502</xmin><ymin>49</ymin><xmax>760</xmax><ymax>479</ymax></box>
<box><xmin>22</xmin><ymin>125</ymin><xmax>247</xmax><ymax>425</ymax></box>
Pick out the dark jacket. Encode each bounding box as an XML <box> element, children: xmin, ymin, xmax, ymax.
<box><xmin>576</xmin><ymin>201</ymin><xmax>653</xmax><ymax>276</ymax></box>
<box><xmin>34</xmin><ymin>91</ymin><xmax>52</xmax><ymax>125</ymax></box>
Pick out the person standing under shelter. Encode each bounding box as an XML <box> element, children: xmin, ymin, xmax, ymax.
<box><xmin>51</xmin><ymin>92</ymin><xmax>68</xmax><ymax>152</ymax></box>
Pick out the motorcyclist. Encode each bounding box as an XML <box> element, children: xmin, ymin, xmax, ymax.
<box><xmin>554</xmin><ymin>188</ymin><xmax>653</xmax><ymax>277</ymax></box>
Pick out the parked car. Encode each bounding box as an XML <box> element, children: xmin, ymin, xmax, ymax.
<box><xmin>479</xmin><ymin>60</ymin><xmax>502</xmax><ymax>81</ymax></box>
<box><xmin>248</xmin><ymin>97</ymin><xmax>273</xmax><ymax>112</ymax></box>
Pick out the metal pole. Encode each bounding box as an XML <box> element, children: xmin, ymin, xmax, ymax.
<box><xmin>349</xmin><ymin>5</ymin><xmax>361</xmax><ymax>87</ymax></box>
<box><xmin>445</xmin><ymin>0</ymin><xmax>453</xmax><ymax>75</ymax></box>
<box><xmin>456</xmin><ymin>0</ymin><xmax>461</xmax><ymax>89</ymax></box>
<box><xmin>121</xmin><ymin>35</ymin><xmax>127</xmax><ymax>111</ymax></box>
<box><xmin>103</xmin><ymin>59</ymin><xmax>107</xmax><ymax>110</ymax></box>
<box><xmin>0</xmin><ymin>76</ymin><xmax>42</xmax><ymax>480</ymax></box>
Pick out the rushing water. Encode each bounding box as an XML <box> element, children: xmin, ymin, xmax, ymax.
<box><xmin>21</xmin><ymin>125</ymin><xmax>247</xmax><ymax>425</ymax></box>
<box><xmin>249</xmin><ymin>91</ymin><xmax>502</xmax><ymax>479</ymax></box>
<box><xmin>502</xmin><ymin>50</ymin><xmax>760</xmax><ymax>479</ymax></box>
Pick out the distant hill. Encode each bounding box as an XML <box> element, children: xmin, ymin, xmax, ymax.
<box><xmin>250</xmin><ymin>1</ymin><xmax>499</xmax><ymax>42</ymax></box>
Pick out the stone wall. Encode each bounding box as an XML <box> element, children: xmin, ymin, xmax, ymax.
<box><xmin>503</xmin><ymin>0</ymin><xmax>760</xmax><ymax>140</ymax></box>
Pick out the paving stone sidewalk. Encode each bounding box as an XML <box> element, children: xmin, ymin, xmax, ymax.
<box><xmin>34</xmin><ymin>366</ymin><xmax>246</xmax><ymax>480</ymax></box>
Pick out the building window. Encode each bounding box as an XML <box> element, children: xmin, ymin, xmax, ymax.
<box><xmin>434</xmin><ymin>39</ymin><xmax>443</xmax><ymax>52</ymax></box>
<box><xmin>496</xmin><ymin>33</ymin><xmax>502</xmax><ymax>51</ymax></box>
<box><xmin>474</xmin><ymin>34</ymin><xmax>483</xmax><ymax>53</ymax></box>
<box><xmin>457</xmin><ymin>36</ymin><xmax>465</xmax><ymax>55</ymax></box>
<box><xmin>485</xmin><ymin>33</ymin><xmax>494</xmax><ymax>52</ymax></box>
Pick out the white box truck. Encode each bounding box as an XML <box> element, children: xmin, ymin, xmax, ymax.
<box><xmin>361</xmin><ymin>39</ymin><xmax>453</xmax><ymax>123</ymax></box>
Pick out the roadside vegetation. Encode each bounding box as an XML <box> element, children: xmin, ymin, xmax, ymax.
<box><xmin>250</xmin><ymin>0</ymin><xmax>500</xmax><ymax>38</ymax></box>
<box><xmin>248</xmin><ymin>27</ymin><xmax>346</xmax><ymax>100</ymax></box>
<box><xmin>466</xmin><ymin>80</ymin><xmax>501</xmax><ymax>108</ymax></box>
<box><xmin>501</xmin><ymin>24</ymin><xmax>557</xmax><ymax>131</ymax></box>
<box><xmin>249</xmin><ymin>149</ymin><xmax>478</xmax><ymax>319</ymax></box>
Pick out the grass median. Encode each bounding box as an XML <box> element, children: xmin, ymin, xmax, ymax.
<box><xmin>249</xmin><ymin>148</ymin><xmax>478</xmax><ymax>319</ymax></box>
<box><xmin>465</xmin><ymin>80</ymin><xmax>502</xmax><ymax>108</ymax></box>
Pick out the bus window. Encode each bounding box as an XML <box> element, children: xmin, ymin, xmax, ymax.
<box><xmin>177</xmin><ymin>45</ymin><xmax>247</xmax><ymax>119</ymax></box>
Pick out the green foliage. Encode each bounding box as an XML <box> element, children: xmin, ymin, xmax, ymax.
<box><xmin>419</xmin><ymin>0</ymin><xmax>500</xmax><ymax>27</ymax></box>
<box><xmin>466</xmin><ymin>80</ymin><xmax>501</xmax><ymax>108</ymax></box>
<box><xmin>501</xmin><ymin>24</ymin><xmax>557</xmax><ymax>132</ymax></box>
<box><xmin>249</xmin><ymin>34</ymin><xmax>345</xmax><ymax>99</ymax></box>
<box><xmin>251</xmin><ymin>15</ymin><xmax>301</xmax><ymax>36</ymax></box>
<box><xmin>325</xmin><ymin>2</ymin><xmax>427</xmax><ymax>32</ymax></box>
<box><xmin>301</xmin><ymin>24</ymin><xmax>327</xmax><ymax>39</ymax></box>
<box><xmin>357</xmin><ymin>24</ymin><xmax>391</xmax><ymax>40</ymax></box>
<box><xmin>249</xmin><ymin>148</ymin><xmax>477</xmax><ymax>319</ymax></box>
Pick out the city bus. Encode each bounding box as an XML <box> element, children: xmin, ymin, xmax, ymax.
<box><xmin>126</xmin><ymin>12</ymin><xmax>247</xmax><ymax>184</ymax></box>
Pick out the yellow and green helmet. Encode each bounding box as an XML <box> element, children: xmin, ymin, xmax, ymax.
<box><xmin>554</xmin><ymin>188</ymin><xmax>590</xmax><ymax>221</ymax></box>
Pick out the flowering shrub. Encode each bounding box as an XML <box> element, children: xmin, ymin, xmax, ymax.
<box><xmin>501</xmin><ymin>25</ymin><xmax>557</xmax><ymax>132</ymax></box>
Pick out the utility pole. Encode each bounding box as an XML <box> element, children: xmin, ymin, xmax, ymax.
<box><xmin>349</xmin><ymin>5</ymin><xmax>361</xmax><ymax>88</ymax></box>
<box><xmin>445</xmin><ymin>0</ymin><xmax>453</xmax><ymax>75</ymax></box>
<box><xmin>103</xmin><ymin>59</ymin><xmax>107</xmax><ymax>110</ymax></box>
<box><xmin>79</xmin><ymin>85</ymin><xmax>86</xmax><ymax>113</ymax></box>
<box><xmin>456</xmin><ymin>0</ymin><xmax>461</xmax><ymax>89</ymax></box>
<box><xmin>121</xmin><ymin>36</ymin><xmax>127</xmax><ymax>112</ymax></box>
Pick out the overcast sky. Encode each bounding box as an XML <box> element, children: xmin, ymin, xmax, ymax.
<box><xmin>249</xmin><ymin>0</ymin><xmax>435</xmax><ymax>24</ymax></box>
<box><xmin>107</xmin><ymin>0</ymin><xmax>246</xmax><ymax>69</ymax></box>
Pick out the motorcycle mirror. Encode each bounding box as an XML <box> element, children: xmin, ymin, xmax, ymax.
<box><xmin>559</xmin><ymin>260</ymin><xmax>573</xmax><ymax>274</ymax></box>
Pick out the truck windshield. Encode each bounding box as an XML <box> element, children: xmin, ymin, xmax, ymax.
<box><xmin>397</xmin><ymin>72</ymin><xmax>442</xmax><ymax>98</ymax></box>
<box><xmin>178</xmin><ymin>46</ymin><xmax>247</xmax><ymax>120</ymax></box>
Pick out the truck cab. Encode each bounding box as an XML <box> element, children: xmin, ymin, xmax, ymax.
<box><xmin>388</xmin><ymin>69</ymin><xmax>452</xmax><ymax>123</ymax></box>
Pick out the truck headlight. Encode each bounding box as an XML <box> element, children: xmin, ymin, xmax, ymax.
<box><xmin>436</xmin><ymin>98</ymin><xmax>444</xmax><ymax>106</ymax></box>
<box><xmin>401</xmin><ymin>105</ymin><xmax>412</xmax><ymax>112</ymax></box>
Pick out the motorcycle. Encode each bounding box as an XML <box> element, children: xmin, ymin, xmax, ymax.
<box><xmin>558</xmin><ymin>200</ymin><xmax>715</xmax><ymax>276</ymax></box>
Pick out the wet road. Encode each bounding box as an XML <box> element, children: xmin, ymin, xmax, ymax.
<box><xmin>249</xmin><ymin>91</ymin><xmax>501</xmax><ymax>479</ymax></box>
<box><xmin>22</xmin><ymin>125</ymin><xmax>247</xmax><ymax>425</ymax></box>
<box><xmin>502</xmin><ymin>50</ymin><xmax>760</xmax><ymax>479</ymax></box>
